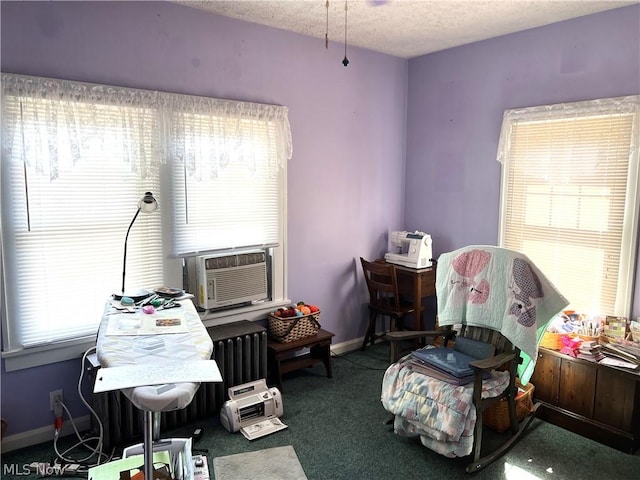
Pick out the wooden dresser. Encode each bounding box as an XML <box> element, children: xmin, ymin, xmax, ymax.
<box><xmin>530</xmin><ymin>347</ymin><xmax>640</xmax><ymax>453</ymax></box>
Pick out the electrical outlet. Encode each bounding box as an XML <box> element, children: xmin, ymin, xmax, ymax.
<box><xmin>49</xmin><ymin>389</ymin><xmax>63</xmax><ymax>416</ymax></box>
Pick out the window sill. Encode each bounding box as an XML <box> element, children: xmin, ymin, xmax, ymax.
<box><xmin>2</xmin><ymin>336</ymin><xmax>97</xmax><ymax>372</ymax></box>
<box><xmin>199</xmin><ymin>299</ymin><xmax>290</xmax><ymax>328</ymax></box>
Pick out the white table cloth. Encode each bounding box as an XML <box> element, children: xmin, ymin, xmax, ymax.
<box><xmin>96</xmin><ymin>298</ymin><xmax>214</xmax><ymax>413</ymax></box>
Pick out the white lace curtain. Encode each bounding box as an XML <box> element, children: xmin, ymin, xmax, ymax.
<box><xmin>1</xmin><ymin>73</ymin><xmax>293</xmax><ymax>181</ymax></box>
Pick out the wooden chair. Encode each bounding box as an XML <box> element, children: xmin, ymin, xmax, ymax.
<box><xmin>359</xmin><ymin>257</ymin><xmax>415</xmax><ymax>351</ymax></box>
<box><xmin>385</xmin><ymin>325</ymin><xmax>539</xmax><ymax>473</ymax></box>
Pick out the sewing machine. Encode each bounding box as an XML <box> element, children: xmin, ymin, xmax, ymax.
<box><xmin>220</xmin><ymin>379</ymin><xmax>287</xmax><ymax>440</ymax></box>
<box><xmin>384</xmin><ymin>231</ymin><xmax>433</xmax><ymax>269</ymax></box>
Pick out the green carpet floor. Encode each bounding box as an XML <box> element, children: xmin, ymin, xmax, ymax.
<box><xmin>2</xmin><ymin>343</ymin><xmax>639</xmax><ymax>479</ymax></box>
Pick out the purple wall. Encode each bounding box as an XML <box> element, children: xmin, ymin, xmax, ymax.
<box><xmin>0</xmin><ymin>1</ymin><xmax>407</xmax><ymax>437</ymax></box>
<box><xmin>404</xmin><ymin>5</ymin><xmax>640</xmax><ymax>318</ymax></box>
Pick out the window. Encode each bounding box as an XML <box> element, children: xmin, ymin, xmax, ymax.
<box><xmin>170</xmin><ymin>110</ymin><xmax>287</xmax><ymax>254</ymax></box>
<box><xmin>1</xmin><ymin>73</ymin><xmax>292</xmax><ymax>370</ymax></box>
<box><xmin>497</xmin><ymin>96</ymin><xmax>640</xmax><ymax>318</ymax></box>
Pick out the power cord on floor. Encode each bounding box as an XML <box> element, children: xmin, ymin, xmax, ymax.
<box><xmin>330</xmin><ymin>350</ymin><xmax>389</xmax><ymax>371</ymax></box>
<box><xmin>47</xmin><ymin>347</ymin><xmax>115</xmax><ymax>475</ymax></box>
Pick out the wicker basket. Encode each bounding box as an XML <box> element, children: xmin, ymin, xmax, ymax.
<box><xmin>268</xmin><ymin>311</ymin><xmax>321</xmax><ymax>343</ymax></box>
<box><xmin>540</xmin><ymin>332</ymin><xmax>566</xmax><ymax>350</ymax></box>
<box><xmin>483</xmin><ymin>380</ymin><xmax>535</xmax><ymax>433</ymax></box>
<box><xmin>576</xmin><ymin>334</ymin><xmax>601</xmax><ymax>343</ymax></box>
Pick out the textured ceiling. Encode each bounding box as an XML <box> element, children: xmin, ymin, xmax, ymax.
<box><xmin>179</xmin><ymin>0</ymin><xmax>638</xmax><ymax>59</ymax></box>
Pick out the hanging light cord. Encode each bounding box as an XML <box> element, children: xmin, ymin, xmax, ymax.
<box><xmin>342</xmin><ymin>0</ymin><xmax>349</xmax><ymax>66</ymax></box>
<box><xmin>325</xmin><ymin>1</ymin><xmax>329</xmax><ymax>49</ymax></box>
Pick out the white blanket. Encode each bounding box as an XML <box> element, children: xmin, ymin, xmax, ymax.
<box><xmin>381</xmin><ymin>358</ymin><xmax>510</xmax><ymax>457</ymax></box>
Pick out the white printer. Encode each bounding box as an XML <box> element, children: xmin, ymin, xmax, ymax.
<box><xmin>220</xmin><ymin>379</ymin><xmax>286</xmax><ymax>440</ymax></box>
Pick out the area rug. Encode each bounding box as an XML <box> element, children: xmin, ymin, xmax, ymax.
<box><xmin>213</xmin><ymin>445</ymin><xmax>307</xmax><ymax>480</ymax></box>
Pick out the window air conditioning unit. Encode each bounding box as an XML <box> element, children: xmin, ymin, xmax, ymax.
<box><xmin>188</xmin><ymin>250</ymin><xmax>269</xmax><ymax>310</ymax></box>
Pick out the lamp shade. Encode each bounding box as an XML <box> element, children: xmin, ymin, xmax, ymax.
<box><xmin>139</xmin><ymin>191</ymin><xmax>159</xmax><ymax>213</ymax></box>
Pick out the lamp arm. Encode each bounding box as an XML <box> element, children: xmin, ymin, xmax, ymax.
<box><xmin>121</xmin><ymin>207</ymin><xmax>142</xmax><ymax>294</ymax></box>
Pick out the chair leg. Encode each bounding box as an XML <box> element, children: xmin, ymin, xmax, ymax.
<box><xmin>508</xmin><ymin>387</ymin><xmax>519</xmax><ymax>434</ymax></box>
<box><xmin>389</xmin><ymin>317</ymin><xmax>397</xmax><ymax>332</ymax></box>
<box><xmin>466</xmin><ymin>386</ymin><xmax>541</xmax><ymax>475</ymax></box>
<box><xmin>472</xmin><ymin>410</ymin><xmax>483</xmax><ymax>465</ymax></box>
<box><xmin>466</xmin><ymin>403</ymin><xmax>540</xmax><ymax>473</ymax></box>
<box><xmin>389</xmin><ymin>339</ymin><xmax>397</xmax><ymax>364</ymax></box>
<box><xmin>361</xmin><ymin>310</ymin><xmax>378</xmax><ymax>350</ymax></box>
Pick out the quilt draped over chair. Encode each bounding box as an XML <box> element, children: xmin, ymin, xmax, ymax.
<box><xmin>381</xmin><ymin>245</ymin><xmax>568</xmax><ymax>470</ymax></box>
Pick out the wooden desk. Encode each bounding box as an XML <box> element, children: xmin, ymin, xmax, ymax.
<box><xmin>392</xmin><ymin>263</ymin><xmax>436</xmax><ymax>330</ymax></box>
<box><xmin>267</xmin><ymin>329</ymin><xmax>334</xmax><ymax>391</ymax></box>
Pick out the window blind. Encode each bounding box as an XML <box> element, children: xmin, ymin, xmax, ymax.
<box><xmin>498</xmin><ymin>96</ymin><xmax>640</xmax><ymax>317</ymax></box>
<box><xmin>170</xmin><ymin>113</ymin><xmax>282</xmax><ymax>256</ymax></box>
<box><xmin>2</xmin><ymin>93</ymin><xmax>163</xmax><ymax>348</ymax></box>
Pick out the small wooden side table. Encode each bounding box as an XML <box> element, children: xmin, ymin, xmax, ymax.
<box><xmin>267</xmin><ymin>328</ymin><xmax>335</xmax><ymax>390</ymax></box>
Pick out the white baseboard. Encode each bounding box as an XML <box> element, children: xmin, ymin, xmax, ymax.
<box><xmin>1</xmin><ymin>415</ymin><xmax>91</xmax><ymax>453</ymax></box>
<box><xmin>331</xmin><ymin>336</ymin><xmax>365</xmax><ymax>355</ymax></box>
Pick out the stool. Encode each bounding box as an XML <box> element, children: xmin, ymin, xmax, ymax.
<box><xmin>267</xmin><ymin>329</ymin><xmax>334</xmax><ymax>390</ymax></box>
<box><xmin>127</xmin><ymin>383</ymin><xmax>201</xmax><ymax>480</ymax></box>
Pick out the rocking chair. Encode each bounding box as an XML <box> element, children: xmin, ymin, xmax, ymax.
<box><xmin>382</xmin><ymin>245</ymin><xmax>567</xmax><ymax>472</ymax></box>
<box><xmin>385</xmin><ymin>325</ymin><xmax>540</xmax><ymax>473</ymax></box>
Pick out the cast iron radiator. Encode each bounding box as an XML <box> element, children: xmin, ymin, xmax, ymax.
<box><xmin>90</xmin><ymin>320</ymin><xmax>267</xmax><ymax>450</ymax></box>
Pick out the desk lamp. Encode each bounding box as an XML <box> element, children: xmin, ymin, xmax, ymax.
<box><xmin>116</xmin><ymin>191</ymin><xmax>158</xmax><ymax>300</ymax></box>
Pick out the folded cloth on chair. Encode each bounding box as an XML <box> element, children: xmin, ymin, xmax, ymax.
<box><xmin>411</xmin><ymin>348</ymin><xmax>491</xmax><ymax>383</ymax></box>
<box><xmin>412</xmin><ymin>347</ymin><xmax>476</xmax><ymax>377</ymax></box>
<box><xmin>435</xmin><ymin>245</ymin><xmax>568</xmax><ymax>384</ymax></box>
<box><xmin>381</xmin><ymin>356</ymin><xmax>510</xmax><ymax>457</ymax></box>
<box><xmin>407</xmin><ymin>359</ymin><xmax>475</xmax><ymax>386</ymax></box>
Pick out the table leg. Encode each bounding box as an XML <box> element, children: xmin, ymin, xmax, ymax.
<box><xmin>310</xmin><ymin>344</ymin><xmax>333</xmax><ymax>378</ymax></box>
<box><xmin>152</xmin><ymin>412</ymin><xmax>160</xmax><ymax>441</ymax></box>
<box><xmin>277</xmin><ymin>358</ymin><xmax>283</xmax><ymax>390</ymax></box>
<box><xmin>414</xmin><ymin>274</ymin><xmax>423</xmax><ymax>330</ymax></box>
<box><xmin>269</xmin><ymin>350</ymin><xmax>283</xmax><ymax>391</ymax></box>
<box><xmin>143</xmin><ymin>410</ymin><xmax>154</xmax><ymax>480</ymax></box>
<box><xmin>323</xmin><ymin>345</ymin><xmax>333</xmax><ymax>378</ymax></box>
